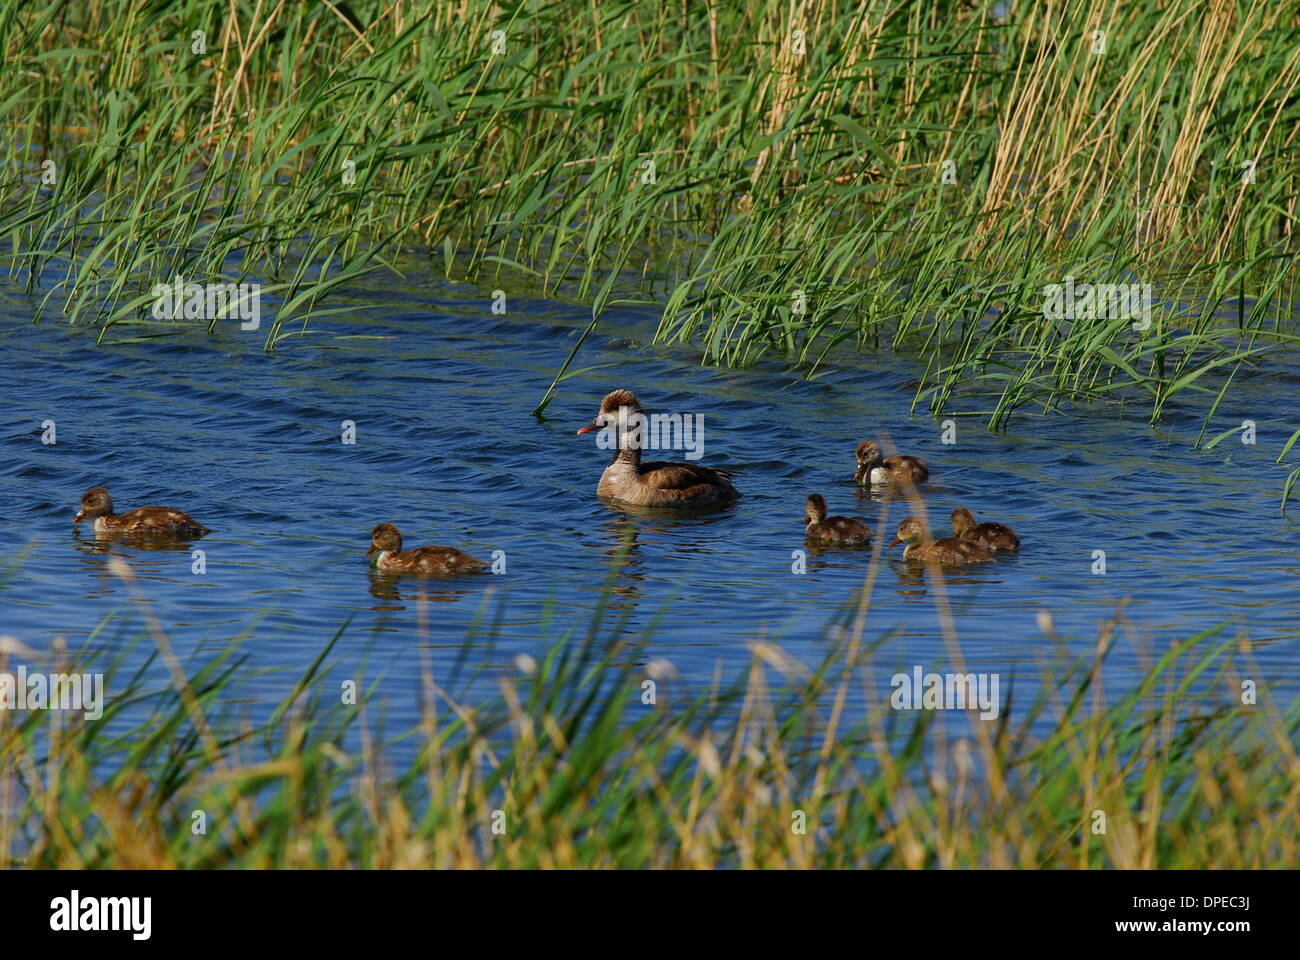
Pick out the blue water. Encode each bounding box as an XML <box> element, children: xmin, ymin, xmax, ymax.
<box><xmin>2</xmin><ymin>272</ymin><xmax>1298</xmax><ymax>737</ymax></box>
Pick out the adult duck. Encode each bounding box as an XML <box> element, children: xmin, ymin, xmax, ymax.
<box><xmin>576</xmin><ymin>389</ymin><xmax>739</xmax><ymax>507</ymax></box>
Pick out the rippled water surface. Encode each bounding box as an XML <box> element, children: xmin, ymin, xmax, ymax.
<box><xmin>2</xmin><ymin>275</ymin><xmax>1298</xmax><ymax>736</ymax></box>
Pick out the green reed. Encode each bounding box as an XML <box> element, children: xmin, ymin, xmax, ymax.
<box><xmin>1</xmin><ymin>0</ymin><xmax>1297</xmax><ymax>431</ymax></box>
<box><xmin>2</xmin><ymin>586</ymin><xmax>1296</xmax><ymax>869</ymax></box>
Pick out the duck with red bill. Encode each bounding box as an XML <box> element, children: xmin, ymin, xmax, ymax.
<box><xmin>575</xmin><ymin>389</ymin><xmax>739</xmax><ymax>507</ymax></box>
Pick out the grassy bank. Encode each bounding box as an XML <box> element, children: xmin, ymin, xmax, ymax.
<box><xmin>1</xmin><ymin>0</ymin><xmax>1297</xmax><ymax>428</ymax></box>
<box><xmin>2</xmin><ymin>578</ymin><xmax>1296</xmax><ymax>868</ymax></box>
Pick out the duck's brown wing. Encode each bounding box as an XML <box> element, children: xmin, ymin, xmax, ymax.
<box><xmin>826</xmin><ymin>516</ymin><xmax>871</xmax><ymax>539</ymax></box>
<box><xmin>403</xmin><ymin>546</ymin><xmax>484</xmax><ymax>574</ymax></box>
<box><xmin>806</xmin><ymin>517</ymin><xmax>871</xmax><ymax>546</ymax></box>
<box><xmin>638</xmin><ymin>461</ymin><xmax>739</xmax><ymax>497</ymax></box>
<box><xmin>885</xmin><ymin>456</ymin><xmax>929</xmax><ymax>482</ymax></box>
<box><xmin>975</xmin><ymin>522</ymin><xmax>1020</xmax><ymax>550</ymax></box>
<box><xmin>935</xmin><ymin>535</ymin><xmax>991</xmax><ymax>563</ymax></box>
<box><xmin>118</xmin><ymin>506</ymin><xmax>210</xmax><ymax>536</ymax></box>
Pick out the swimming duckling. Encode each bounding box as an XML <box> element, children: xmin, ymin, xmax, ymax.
<box><xmin>73</xmin><ymin>486</ymin><xmax>210</xmax><ymax>538</ymax></box>
<box><xmin>951</xmin><ymin>507</ymin><xmax>1020</xmax><ymax>553</ymax></box>
<box><xmin>854</xmin><ymin>440</ymin><xmax>929</xmax><ymax>486</ymax></box>
<box><xmin>804</xmin><ymin>494</ymin><xmax>872</xmax><ymax>547</ymax></box>
<box><xmin>888</xmin><ymin>517</ymin><xmax>991</xmax><ymax>566</ymax></box>
<box><xmin>366</xmin><ymin>522</ymin><xmax>485</xmax><ymax>576</ymax></box>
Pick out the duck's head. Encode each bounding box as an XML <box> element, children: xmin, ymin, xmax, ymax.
<box><xmin>951</xmin><ymin>507</ymin><xmax>977</xmax><ymax>535</ymax></box>
<box><xmin>74</xmin><ymin>486</ymin><xmax>113</xmax><ymax>523</ymax></box>
<box><xmin>367</xmin><ymin>522</ymin><xmax>403</xmax><ymax>559</ymax></box>
<box><xmin>804</xmin><ymin>493</ymin><xmax>828</xmax><ymax>525</ymax></box>
<box><xmin>854</xmin><ymin>440</ymin><xmax>882</xmax><ymax>480</ymax></box>
<box><xmin>888</xmin><ymin>517</ymin><xmax>926</xmax><ymax>549</ymax></box>
<box><xmin>577</xmin><ymin>388</ymin><xmax>642</xmax><ymax>436</ymax></box>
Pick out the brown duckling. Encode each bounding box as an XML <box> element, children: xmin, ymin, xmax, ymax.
<box><xmin>888</xmin><ymin>517</ymin><xmax>991</xmax><ymax>566</ymax></box>
<box><xmin>577</xmin><ymin>389</ymin><xmax>739</xmax><ymax>507</ymax></box>
<box><xmin>366</xmin><ymin>522</ymin><xmax>485</xmax><ymax>576</ymax></box>
<box><xmin>73</xmin><ymin>486</ymin><xmax>210</xmax><ymax>538</ymax></box>
<box><xmin>951</xmin><ymin>507</ymin><xmax>1020</xmax><ymax>553</ymax></box>
<box><xmin>854</xmin><ymin>440</ymin><xmax>929</xmax><ymax>486</ymax></box>
<box><xmin>804</xmin><ymin>494</ymin><xmax>872</xmax><ymax>547</ymax></box>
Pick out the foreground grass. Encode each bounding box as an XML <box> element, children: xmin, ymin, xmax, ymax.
<box><xmin>1</xmin><ymin>0</ymin><xmax>1297</xmax><ymax>430</ymax></box>
<box><xmin>2</xmin><ymin>589</ymin><xmax>1296</xmax><ymax>869</ymax></box>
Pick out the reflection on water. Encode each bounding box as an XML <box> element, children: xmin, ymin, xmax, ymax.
<box><xmin>72</xmin><ymin>530</ymin><xmax>207</xmax><ymax>554</ymax></box>
<box><xmin>1</xmin><ymin>271</ymin><xmax>1298</xmax><ymax>741</ymax></box>
<box><xmin>889</xmin><ymin>562</ymin><xmax>1010</xmax><ymax>594</ymax></box>
<box><xmin>366</xmin><ymin>571</ymin><xmax>478</xmax><ymax>606</ymax></box>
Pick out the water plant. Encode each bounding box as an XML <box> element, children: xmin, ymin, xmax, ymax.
<box><xmin>1</xmin><ymin>0</ymin><xmax>1295</xmax><ymax>434</ymax></box>
<box><xmin>2</xmin><ymin>562</ymin><xmax>1296</xmax><ymax>869</ymax></box>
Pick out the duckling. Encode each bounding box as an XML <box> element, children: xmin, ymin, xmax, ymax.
<box><xmin>804</xmin><ymin>494</ymin><xmax>872</xmax><ymax>547</ymax></box>
<box><xmin>73</xmin><ymin>486</ymin><xmax>210</xmax><ymax>538</ymax></box>
<box><xmin>951</xmin><ymin>507</ymin><xmax>1020</xmax><ymax>553</ymax></box>
<box><xmin>888</xmin><ymin>517</ymin><xmax>991</xmax><ymax>566</ymax></box>
<box><xmin>854</xmin><ymin>440</ymin><xmax>929</xmax><ymax>486</ymax></box>
<box><xmin>576</xmin><ymin>389</ymin><xmax>739</xmax><ymax>506</ymax></box>
<box><xmin>366</xmin><ymin>522</ymin><xmax>485</xmax><ymax>576</ymax></box>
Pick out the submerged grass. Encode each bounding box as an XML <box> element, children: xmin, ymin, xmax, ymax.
<box><xmin>1</xmin><ymin>0</ymin><xmax>1297</xmax><ymax>431</ymax></box>
<box><xmin>2</xmin><ymin>559</ymin><xmax>1297</xmax><ymax>869</ymax></box>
